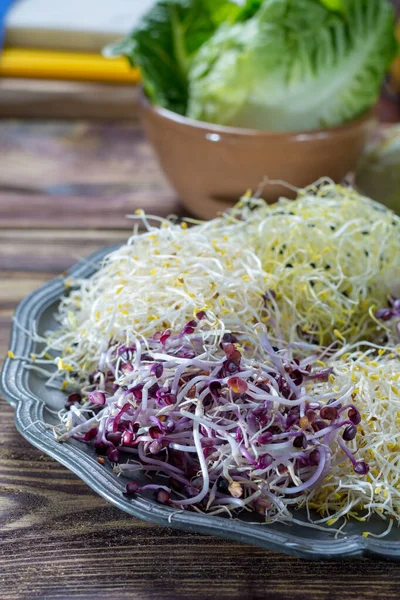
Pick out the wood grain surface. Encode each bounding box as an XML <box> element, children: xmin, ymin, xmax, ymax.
<box><xmin>0</xmin><ymin>79</ymin><xmax>398</xmax><ymax>122</ymax></box>
<box><xmin>2</xmin><ymin>119</ymin><xmax>400</xmax><ymax>600</ymax></box>
<box><xmin>0</xmin><ymin>79</ymin><xmax>141</xmax><ymax>120</ymax></box>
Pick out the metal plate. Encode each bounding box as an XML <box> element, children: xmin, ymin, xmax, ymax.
<box><xmin>2</xmin><ymin>244</ymin><xmax>400</xmax><ymax>560</ymax></box>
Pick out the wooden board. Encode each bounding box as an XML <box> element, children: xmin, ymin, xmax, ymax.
<box><xmin>0</xmin><ymin>79</ymin><xmax>140</xmax><ymax>120</ymax></box>
<box><xmin>4</xmin><ymin>0</ymin><xmax>155</xmax><ymax>52</ymax></box>
<box><xmin>0</xmin><ymin>79</ymin><xmax>399</xmax><ymax>122</ymax></box>
<box><xmin>2</xmin><ymin>119</ymin><xmax>400</xmax><ymax>600</ymax></box>
<box><xmin>0</xmin><ymin>120</ymin><xmax>180</xmax><ymax>231</ymax></box>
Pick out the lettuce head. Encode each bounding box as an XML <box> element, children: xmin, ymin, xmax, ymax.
<box><xmin>187</xmin><ymin>0</ymin><xmax>398</xmax><ymax>130</ymax></box>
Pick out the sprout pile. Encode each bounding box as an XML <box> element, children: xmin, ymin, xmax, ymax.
<box><xmin>55</xmin><ymin>316</ymin><xmax>370</xmax><ymax>523</ymax></box>
<box><xmin>43</xmin><ymin>182</ymin><xmax>400</xmax><ymax>392</ymax></box>
<box><xmin>308</xmin><ymin>343</ymin><xmax>400</xmax><ymax>536</ymax></box>
<box><xmin>15</xmin><ymin>182</ymin><xmax>400</xmax><ymax>535</ymax></box>
<box><xmin>233</xmin><ymin>184</ymin><xmax>400</xmax><ymax>347</ymax></box>
<box><xmin>48</xmin><ymin>211</ymin><xmax>268</xmax><ymax>388</ymax></box>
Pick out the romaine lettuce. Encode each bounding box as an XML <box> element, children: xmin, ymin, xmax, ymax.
<box><xmin>105</xmin><ymin>0</ymin><xmax>240</xmax><ymax>115</ymax></box>
<box><xmin>187</xmin><ymin>0</ymin><xmax>398</xmax><ymax>130</ymax></box>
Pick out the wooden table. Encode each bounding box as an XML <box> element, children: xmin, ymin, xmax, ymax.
<box><xmin>1</xmin><ymin>120</ymin><xmax>400</xmax><ymax>600</ymax></box>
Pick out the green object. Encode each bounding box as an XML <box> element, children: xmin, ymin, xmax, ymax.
<box><xmin>106</xmin><ymin>0</ymin><xmax>397</xmax><ymax>131</ymax></box>
<box><xmin>319</xmin><ymin>0</ymin><xmax>344</xmax><ymax>12</ymax></box>
<box><xmin>356</xmin><ymin>126</ymin><xmax>400</xmax><ymax>215</ymax></box>
<box><xmin>188</xmin><ymin>0</ymin><xmax>398</xmax><ymax>130</ymax></box>
<box><xmin>104</xmin><ymin>0</ymin><xmax>240</xmax><ymax>115</ymax></box>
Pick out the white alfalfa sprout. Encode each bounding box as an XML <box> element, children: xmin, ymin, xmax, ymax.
<box><xmin>228</xmin><ymin>183</ymin><xmax>400</xmax><ymax>347</ymax></box>
<box><xmin>46</xmin><ymin>211</ymin><xmax>269</xmax><ymax>385</ymax></box>
<box><xmin>305</xmin><ymin>345</ymin><xmax>400</xmax><ymax>535</ymax></box>
<box><xmin>31</xmin><ymin>182</ymin><xmax>400</xmax><ymax>387</ymax></box>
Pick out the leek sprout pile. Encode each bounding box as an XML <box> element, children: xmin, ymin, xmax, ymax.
<box><xmin>16</xmin><ymin>182</ymin><xmax>400</xmax><ymax>535</ymax></box>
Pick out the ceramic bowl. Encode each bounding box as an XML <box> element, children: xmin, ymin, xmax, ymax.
<box><xmin>139</xmin><ymin>92</ymin><xmax>376</xmax><ymax>220</ymax></box>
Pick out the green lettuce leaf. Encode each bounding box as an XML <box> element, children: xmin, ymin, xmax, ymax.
<box><xmin>104</xmin><ymin>0</ymin><xmax>240</xmax><ymax>114</ymax></box>
<box><xmin>187</xmin><ymin>0</ymin><xmax>398</xmax><ymax>131</ymax></box>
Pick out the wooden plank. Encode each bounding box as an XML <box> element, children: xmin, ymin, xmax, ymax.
<box><xmin>0</xmin><ymin>79</ymin><xmax>397</xmax><ymax>122</ymax></box>
<box><xmin>0</xmin><ymin>120</ymin><xmax>161</xmax><ymax>189</ymax></box>
<box><xmin>0</xmin><ymin>191</ymin><xmax>180</xmax><ymax>230</ymax></box>
<box><xmin>0</xmin><ymin>230</ymin><xmax>128</xmax><ymax>271</ymax></box>
<box><xmin>0</xmin><ymin>79</ymin><xmax>140</xmax><ymax>120</ymax></box>
<box><xmin>0</xmin><ymin>273</ymin><xmax>49</xmax><ymax>365</ymax></box>
<box><xmin>4</xmin><ymin>0</ymin><xmax>154</xmax><ymax>52</ymax></box>
<box><xmin>0</xmin><ymin>119</ymin><xmax>181</xmax><ymax>227</ymax></box>
<box><xmin>0</xmin><ymin>311</ymin><xmax>12</xmax><ymax>366</ymax></box>
<box><xmin>0</xmin><ymin>272</ymin><xmax>53</xmax><ymax>307</ymax></box>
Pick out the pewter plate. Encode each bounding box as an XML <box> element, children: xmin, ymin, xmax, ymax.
<box><xmin>1</xmin><ymin>245</ymin><xmax>399</xmax><ymax>560</ymax></box>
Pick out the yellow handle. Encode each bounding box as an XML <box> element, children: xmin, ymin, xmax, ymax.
<box><xmin>390</xmin><ymin>23</ymin><xmax>400</xmax><ymax>93</ymax></box>
<box><xmin>0</xmin><ymin>48</ymin><xmax>141</xmax><ymax>83</ymax></box>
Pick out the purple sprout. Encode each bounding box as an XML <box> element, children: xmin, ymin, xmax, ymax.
<box><xmin>375</xmin><ymin>297</ymin><xmax>400</xmax><ymax>340</ymax></box>
<box><xmin>151</xmin><ymin>362</ymin><xmax>164</xmax><ymax>378</ymax></box>
<box><xmin>106</xmin><ymin>446</ymin><xmax>120</xmax><ymax>463</ymax></box>
<box><xmin>65</xmin><ymin>392</ymin><xmax>82</xmax><ymax>408</ymax></box>
<box><xmin>125</xmin><ymin>482</ymin><xmax>139</xmax><ymax>496</ymax></box>
<box><xmin>320</xmin><ymin>406</ymin><xmax>338</xmax><ymax>421</ymax></box>
<box><xmin>88</xmin><ymin>391</ymin><xmax>106</xmax><ymax>406</ymax></box>
<box><xmin>61</xmin><ymin>319</ymin><xmax>370</xmax><ymax>519</ymax></box>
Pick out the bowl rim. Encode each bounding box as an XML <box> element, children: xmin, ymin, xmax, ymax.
<box><xmin>139</xmin><ymin>88</ymin><xmax>376</xmax><ymax>140</ymax></box>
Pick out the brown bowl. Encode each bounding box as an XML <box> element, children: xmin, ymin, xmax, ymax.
<box><xmin>139</xmin><ymin>91</ymin><xmax>376</xmax><ymax>220</ymax></box>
